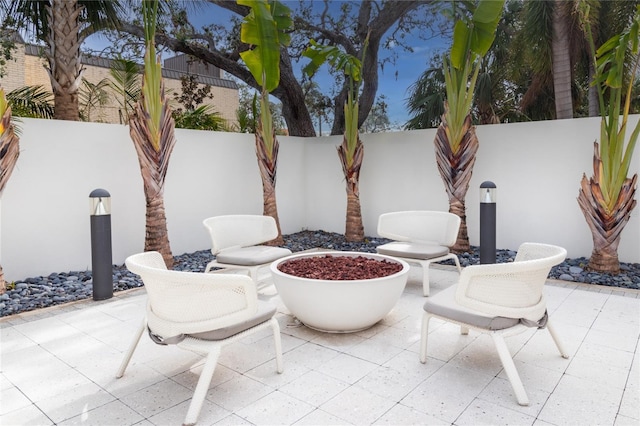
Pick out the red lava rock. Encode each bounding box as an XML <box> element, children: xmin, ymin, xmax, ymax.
<box><xmin>277</xmin><ymin>255</ymin><xmax>402</xmax><ymax>280</ymax></box>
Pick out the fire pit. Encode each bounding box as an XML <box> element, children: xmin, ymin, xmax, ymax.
<box><xmin>270</xmin><ymin>251</ymin><xmax>409</xmax><ymax>333</ymax></box>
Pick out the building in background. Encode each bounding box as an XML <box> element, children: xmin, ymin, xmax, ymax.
<box><xmin>0</xmin><ymin>38</ymin><xmax>239</xmax><ymax>127</ymax></box>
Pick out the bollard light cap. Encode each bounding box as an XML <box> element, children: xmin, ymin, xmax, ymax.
<box><xmin>89</xmin><ymin>188</ymin><xmax>110</xmax><ymax>198</ymax></box>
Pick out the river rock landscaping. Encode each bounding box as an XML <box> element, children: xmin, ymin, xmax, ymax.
<box><xmin>1</xmin><ymin>230</ymin><xmax>638</xmax><ymax>317</ymax></box>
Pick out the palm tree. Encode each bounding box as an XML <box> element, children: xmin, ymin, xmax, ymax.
<box><xmin>172</xmin><ymin>105</ymin><xmax>227</xmax><ymax>131</ymax></box>
<box><xmin>577</xmin><ymin>5</ymin><xmax>639</xmax><ymax>273</ymax></box>
<box><xmin>404</xmin><ymin>61</ymin><xmax>446</xmax><ymax>130</ymax></box>
<box><xmin>518</xmin><ymin>0</ymin><xmax>640</xmax><ymax>120</ymax></box>
<box><xmin>109</xmin><ymin>57</ymin><xmax>141</xmax><ymax>124</ymax></box>
<box><xmin>519</xmin><ymin>0</ymin><xmax>578</xmax><ymax>120</ymax></box>
<box><xmin>6</xmin><ymin>85</ymin><xmax>54</xmax><ymax>119</ymax></box>
<box><xmin>129</xmin><ymin>0</ymin><xmax>176</xmax><ymax>268</ymax></box>
<box><xmin>406</xmin><ymin>1</ymin><xmax>523</xmax><ymax>130</ymax></box>
<box><xmin>238</xmin><ymin>0</ymin><xmax>292</xmax><ymax>245</ymax></box>
<box><xmin>0</xmin><ymin>86</ymin><xmax>20</xmax><ymax>293</ymax></box>
<box><xmin>552</xmin><ymin>0</ymin><xmax>574</xmax><ymax>119</ymax></box>
<box><xmin>3</xmin><ymin>0</ymin><xmax>123</xmax><ymax>121</ymax></box>
<box><xmin>303</xmin><ymin>39</ymin><xmax>368</xmax><ymax>242</ymax></box>
<box><xmin>78</xmin><ymin>78</ymin><xmax>109</xmax><ymax>122</ymax></box>
<box><xmin>435</xmin><ymin>0</ymin><xmax>504</xmax><ymax>252</ymax></box>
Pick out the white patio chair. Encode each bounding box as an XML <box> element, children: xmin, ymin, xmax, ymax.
<box><xmin>420</xmin><ymin>242</ymin><xmax>569</xmax><ymax>406</ymax></box>
<box><xmin>203</xmin><ymin>215</ymin><xmax>291</xmax><ymax>287</ymax></box>
<box><xmin>376</xmin><ymin>211</ymin><xmax>462</xmax><ymax>296</ymax></box>
<box><xmin>116</xmin><ymin>251</ymin><xmax>283</xmax><ymax>426</ymax></box>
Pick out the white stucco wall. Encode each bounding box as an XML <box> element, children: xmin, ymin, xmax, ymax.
<box><xmin>1</xmin><ymin>116</ymin><xmax>638</xmax><ymax>280</ymax></box>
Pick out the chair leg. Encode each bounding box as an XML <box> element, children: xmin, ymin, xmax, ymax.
<box><xmin>270</xmin><ymin>318</ymin><xmax>284</xmax><ymax>373</ymax></box>
<box><xmin>546</xmin><ymin>320</ymin><xmax>569</xmax><ymax>359</ymax></box>
<box><xmin>421</xmin><ymin>261</ymin><xmax>430</xmax><ymax>296</ymax></box>
<box><xmin>116</xmin><ymin>319</ymin><xmax>146</xmax><ymax>378</ymax></box>
<box><xmin>248</xmin><ymin>266</ymin><xmax>260</xmax><ymax>288</ymax></box>
<box><xmin>420</xmin><ymin>313</ymin><xmax>432</xmax><ymax>363</ymax></box>
<box><xmin>452</xmin><ymin>255</ymin><xmax>462</xmax><ymax>273</ymax></box>
<box><xmin>491</xmin><ymin>333</ymin><xmax>529</xmax><ymax>406</ymax></box>
<box><xmin>460</xmin><ymin>326</ymin><xmax>469</xmax><ymax>335</ymax></box>
<box><xmin>184</xmin><ymin>348</ymin><xmax>221</xmax><ymax>426</ymax></box>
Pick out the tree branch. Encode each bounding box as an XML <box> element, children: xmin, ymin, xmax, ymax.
<box><xmin>119</xmin><ymin>22</ymin><xmax>258</xmax><ymax>90</ymax></box>
<box><xmin>206</xmin><ymin>0</ymin><xmax>248</xmax><ymax>17</ymax></box>
<box><xmin>296</xmin><ymin>20</ymin><xmax>357</xmax><ymax>56</ymax></box>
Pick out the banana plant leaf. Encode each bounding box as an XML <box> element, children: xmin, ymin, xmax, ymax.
<box><xmin>239</xmin><ymin>0</ymin><xmax>292</xmax><ymax>93</ymax></box>
<box><xmin>450</xmin><ymin>0</ymin><xmax>505</xmax><ymax>70</ymax></box>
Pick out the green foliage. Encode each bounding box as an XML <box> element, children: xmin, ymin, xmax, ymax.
<box><xmin>233</xmin><ymin>85</ymin><xmax>285</xmax><ymax>134</ymax></box>
<box><xmin>6</xmin><ymin>85</ymin><xmax>54</xmax><ymax>119</ymax></box>
<box><xmin>1</xmin><ymin>0</ymin><xmax>123</xmax><ymax>43</ymax></box>
<box><xmin>303</xmin><ymin>37</ymin><xmax>367</xmax><ymax>166</ymax></box>
<box><xmin>238</xmin><ymin>0</ymin><xmax>292</xmax><ymax>159</ymax></box>
<box><xmin>172</xmin><ymin>105</ymin><xmax>227</xmax><ymax>131</ymax></box>
<box><xmin>109</xmin><ymin>57</ymin><xmax>141</xmax><ymax>124</ymax></box>
<box><xmin>448</xmin><ymin>0</ymin><xmax>505</xmax><ymax>70</ymax></box>
<box><xmin>79</xmin><ymin>78</ymin><xmax>110</xmax><ymax>122</ymax></box>
<box><xmin>580</xmin><ymin>4</ymin><xmax>640</xmax><ymax>212</ymax></box>
<box><xmin>235</xmin><ymin>105</ymin><xmax>254</xmax><ymax>133</ymax></box>
<box><xmin>141</xmin><ymin>0</ymin><xmax>162</xmax><ymax>150</ymax></box>
<box><xmin>238</xmin><ymin>0</ymin><xmax>292</xmax><ymax>93</ymax></box>
<box><xmin>405</xmin><ymin>58</ymin><xmax>446</xmax><ymax>130</ymax></box>
<box><xmin>443</xmin><ymin>0</ymin><xmax>505</xmax><ymax>151</ymax></box>
<box><xmin>302</xmin><ymin>40</ymin><xmax>363</xmax><ymax>94</ymax></box>
<box><xmin>0</xmin><ymin>29</ymin><xmax>16</xmax><ymax>79</ymax></box>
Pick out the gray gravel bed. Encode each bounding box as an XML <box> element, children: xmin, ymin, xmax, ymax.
<box><xmin>1</xmin><ymin>230</ymin><xmax>638</xmax><ymax>318</ymax></box>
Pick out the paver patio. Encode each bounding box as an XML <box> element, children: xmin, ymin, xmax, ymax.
<box><xmin>1</xmin><ymin>267</ymin><xmax>638</xmax><ymax>425</ymax></box>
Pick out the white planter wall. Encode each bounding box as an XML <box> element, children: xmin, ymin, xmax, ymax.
<box><xmin>1</xmin><ymin>116</ymin><xmax>638</xmax><ymax>280</ymax></box>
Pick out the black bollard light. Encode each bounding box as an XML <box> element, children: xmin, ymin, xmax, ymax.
<box><xmin>89</xmin><ymin>189</ymin><xmax>113</xmax><ymax>300</ymax></box>
<box><xmin>480</xmin><ymin>181</ymin><xmax>497</xmax><ymax>264</ymax></box>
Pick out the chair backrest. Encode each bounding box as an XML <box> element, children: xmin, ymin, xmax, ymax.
<box><xmin>203</xmin><ymin>215</ymin><xmax>278</xmax><ymax>254</ymax></box>
<box><xmin>125</xmin><ymin>251</ymin><xmax>258</xmax><ymax>337</ymax></box>
<box><xmin>455</xmin><ymin>243</ymin><xmax>567</xmax><ymax>321</ymax></box>
<box><xmin>377</xmin><ymin>211</ymin><xmax>461</xmax><ymax>246</ymax></box>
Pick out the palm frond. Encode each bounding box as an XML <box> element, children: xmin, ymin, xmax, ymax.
<box><xmin>79</xmin><ymin>78</ymin><xmax>110</xmax><ymax>122</ymax></box>
<box><xmin>6</xmin><ymin>85</ymin><xmax>54</xmax><ymax>119</ymax></box>
<box><xmin>109</xmin><ymin>57</ymin><xmax>142</xmax><ymax>123</ymax></box>
<box><xmin>173</xmin><ymin>105</ymin><xmax>228</xmax><ymax>131</ymax></box>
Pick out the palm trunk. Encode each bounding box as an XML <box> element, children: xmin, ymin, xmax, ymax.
<box><xmin>552</xmin><ymin>0</ymin><xmax>573</xmax><ymax>119</ymax></box>
<box><xmin>0</xmin><ymin>265</ymin><xmax>5</xmax><ymax>295</ymax></box>
<box><xmin>47</xmin><ymin>0</ymin><xmax>83</xmax><ymax>121</ymax></box>
<box><xmin>129</xmin><ymin>85</ymin><xmax>176</xmax><ymax>269</ymax></box>
<box><xmin>144</xmin><ymin>194</ymin><xmax>174</xmax><ymax>268</ymax></box>
<box><xmin>338</xmin><ymin>135</ymin><xmax>364</xmax><ymax>242</ymax></box>
<box><xmin>434</xmin><ymin>113</ymin><xmax>478</xmax><ymax>253</ymax></box>
<box><xmin>255</xmin><ymin>122</ymin><xmax>284</xmax><ymax>246</ymax></box>
<box><xmin>0</xmin><ymin>100</ymin><xmax>20</xmax><ymax>294</ymax></box>
<box><xmin>53</xmin><ymin>92</ymin><xmax>80</xmax><ymax>121</ymax></box>
<box><xmin>577</xmin><ymin>143</ymin><xmax>637</xmax><ymax>273</ymax></box>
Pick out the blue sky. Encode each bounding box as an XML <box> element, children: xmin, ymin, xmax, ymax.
<box><xmin>85</xmin><ymin>1</ymin><xmax>449</xmax><ymax>131</ymax></box>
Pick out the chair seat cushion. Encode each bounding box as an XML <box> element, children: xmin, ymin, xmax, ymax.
<box><xmin>377</xmin><ymin>241</ymin><xmax>449</xmax><ymax>260</ymax></box>
<box><xmin>424</xmin><ymin>286</ymin><xmax>520</xmax><ymax>330</ymax></box>
<box><xmin>189</xmin><ymin>301</ymin><xmax>277</xmax><ymax>341</ymax></box>
<box><xmin>216</xmin><ymin>246</ymin><xmax>292</xmax><ymax>266</ymax></box>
